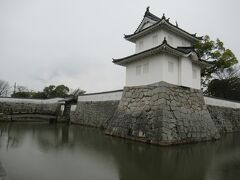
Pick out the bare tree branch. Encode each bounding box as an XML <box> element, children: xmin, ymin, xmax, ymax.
<box><xmin>0</xmin><ymin>80</ymin><xmax>10</xmax><ymax>97</ymax></box>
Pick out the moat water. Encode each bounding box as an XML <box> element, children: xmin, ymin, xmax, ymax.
<box><xmin>0</xmin><ymin>123</ymin><xmax>240</xmax><ymax>180</ymax></box>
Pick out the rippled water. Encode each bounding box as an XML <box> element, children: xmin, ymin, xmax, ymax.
<box><xmin>0</xmin><ymin>122</ymin><xmax>240</xmax><ymax>180</ymax></box>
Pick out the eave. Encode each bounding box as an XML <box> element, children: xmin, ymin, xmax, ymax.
<box><xmin>113</xmin><ymin>39</ymin><xmax>209</xmax><ymax>68</ymax></box>
<box><xmin>125</xmin><ymin>18</ymin><xmax>202</xmax><ymax>43</ymax></box>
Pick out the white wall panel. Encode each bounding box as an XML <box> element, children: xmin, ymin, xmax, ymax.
<box><xmin>78</xmin><ymin>91</ymin><xmax>123</xmax><ymax>102</ymax></box>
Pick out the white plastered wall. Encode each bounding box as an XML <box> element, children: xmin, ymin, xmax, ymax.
<box><xmin>126</xmin><ymin>55</ymin><xmax>163</xmax><ymax>86</ymax></box>
<box><xmin>125</xmin><ymin>53</ymin><xmax>201</xmax><ymax>89</ymax></box>
<box><xmin>135</xmin><ymin>29</ymin><xmax>192</xmax><ymax>53</ymax></box>
<box><xmin>178</xmin><ymin>58</ymin><xmax>201</xmax><ymax>89</ymax></box>
<box><xmin>192</xmin><ymin>63</ymin><xmax>201</xmax><ymax>89</ymax></box>
<box><xmin>126</xmin><ymin>54</ymin><xmax>179</xmax><ymax>86</ymax></box>
<box><xmin>179</xmin><ymin>57</ymin><xmax>192</xmax><ymax>88</ymax></box>
<box><xmin>204</xmin><ymin>97</ymin><xmax>240</xmax><ymax>109</ymax></box>
<box><xmin>162</xmin><ymin>54</ymin><xmax>179</xmax><ymax>85</ymax></box>
<box><xmin>78</xmin><ymin>91</ymin><xmax>123</xmax><ymax>102</ymax></box>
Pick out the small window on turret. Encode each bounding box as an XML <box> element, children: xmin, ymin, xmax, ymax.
<box><xmin>136</xmin><ymin>65</ymin><xmax>142</xmax><ymax>75</ymax></box>
<box><xmin>152</xmin><ymin>34</ymin><xmax>158</xmax><ymax>46</ymax></box>
<box><xmin>168</xmin><ymin>61</ymin><xmax>174</xmax><ymax>72</ymax></box>
<box><xmin>143</xmin><ymin>63</ymin><xmax>149</xmax><ymax>74</ymax></box>
<box><xmin>139</xmin><ymin>40</ymin><xmax>144</xmax><ymax>50</ymax></box>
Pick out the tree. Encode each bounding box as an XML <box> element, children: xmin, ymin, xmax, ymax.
<box><xmin>54</xmin><ymin>85</ymin><xmax>70</xmax><ymax>98</ymax></box>
<box><xmin>206</xmin><ymin>66</ymin><xmax>240</xmax><ymax>101</ymax></box>
<box><xmin>69</xmin><ymin>88</ymin><xmax>86</xmax><ymax>97</ymax></box>
<box><xmin>31</xmin><ymin>91</ymin><xmax>47</xmax><ymax>99</ymax></box>
<box><xmin>11</xmin><ymin>86</ymin><xmax>32</xmax><ymax>98</ymax></box>
<box><xmin>43</xmin><ymin>85</ymin><xmax>70</xmax><ymax>98</ymax></box>
<box><xmin>9</xmin><ymin>84</ymin><xmax>84</xmax><ymax>99</ymax></box>
<box><xmin>0</xmin><ymin>80</ymin><xmax>10</xmax><ymax>97</ymax></box>
<box><xmin>43</xmin><ymin>85</ymin><xmax>56</xmax><ymax>98</ymax></box>
<box><xmin>67</xmin><ymin>88</ymin><xmax>86</xmax><ymax>102</ymax></box>
<box><xmin>195</xmin><ymin>35</ymin><xmax>238</xmax><ymax>88</ymax></box>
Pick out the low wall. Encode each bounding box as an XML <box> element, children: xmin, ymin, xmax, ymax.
<box><xmin>0</xmin><ymin>97</ymin><xmax>62</xmax><ymax>104</ymax></box>
<box><xmin>70</xmin><ymin>83</ymin><xmax>240</xmax><ymax>145</ymax></box>
<box><xmin>207</xmin><ymin>105</ymin><xmax>240</xmax><ymax>134</ymax></box>
<box><xmin>71</xmin><ymin>101</ymin><xmax>120</xmax><ymax>128</ymax></box>
<box><xmin>0</xmin><ymin>97</ymin><xmax>62</xmax><ymax>122</ymax></box>
<box><xmin>204</xmin><ymin>96</ymin><xmax>240</xmax><ymax>109</ymax></box>
<box><xmin>78</xmin><ymin>90</ymin><xmax>123</xmax><ymax>102</ymax></box>
<box><xmin>71</xmin><ymin>90</ymin><xmax>122</xmax><ymax>127</ymax></box>
<box><xmin>204</xmin><ymin>97</ymin><xmax>240</xmax><ymax>134</ymax></box>
<box><xmin>77</xmin><ymin>91</ymin><xmax>240</xmax><ymax>108</ymax></box>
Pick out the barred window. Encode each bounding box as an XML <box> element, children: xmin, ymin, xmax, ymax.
<box><xmin>143</xmin><ymin>63</ymin><xmax>149</xmax><ymax>74</ymax></box>
<box><xmin>168</xmin><ymin>61</ymin><xmax>174</xmax><ymax>72</ymax></box>
<box><xmin>136</xmin><ymin>65</ymin><xmax>142</xmax><ymax>75</ymax></box>
<box><xmin>139</xmin><ymin>40</ymin><xmax>144</xmax><ymax>50</ymax></box>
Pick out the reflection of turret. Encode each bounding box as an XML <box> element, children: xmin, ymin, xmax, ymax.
<box><xmin>65</xmin><ymin>126</ymin><xmax>240</xmax><ymax>180</ymax></box>
<box><xmin>1</xmin><ymin>123</ymin><xmax>240</xmax><ymax>180</ymax></box>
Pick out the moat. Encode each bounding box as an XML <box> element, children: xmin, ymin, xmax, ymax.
<box><xmin>0</xmin><ymin>122</ymin><xmax>240</xmax><ymax>180</ymax></box>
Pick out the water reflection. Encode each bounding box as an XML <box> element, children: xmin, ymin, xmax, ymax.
<box><xmin>0</xmin><ymin>123</ymin><xmax>240</xmax><ymax>180</ymax></box>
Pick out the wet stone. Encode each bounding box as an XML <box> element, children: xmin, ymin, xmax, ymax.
<box><xmin>104</xmin><ymin>81</ymin><xmax>221</xmax><ymax>145</ymax></box>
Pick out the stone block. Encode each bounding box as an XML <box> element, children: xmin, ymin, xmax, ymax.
<box><xmin>104</xmin><ymin>81</ymin><xmax>220</xmax><ymax>145</ymax></box>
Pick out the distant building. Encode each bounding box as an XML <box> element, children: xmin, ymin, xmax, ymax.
<box><xmin>113</xmin><ymin>7</ymin><xmax>208</xmax><ymax>89</ymax></box>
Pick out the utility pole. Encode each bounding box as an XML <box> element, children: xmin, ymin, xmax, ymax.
<box><xmin>13</xmin><ymin>82</ymin><xmax>16</xmax><ymax>96</ymax></box>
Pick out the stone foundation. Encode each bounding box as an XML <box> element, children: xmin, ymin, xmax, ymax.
<box><xmin>105</xmin><ymin>82</ymin><xmax>220</xmax><ymax>145</ymax></box>
<box><xmin>70</xmin><ymin>101</ymin><xmax>119</xmax><ymax>128</ymax></box>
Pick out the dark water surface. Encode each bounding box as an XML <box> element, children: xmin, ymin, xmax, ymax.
<box><xmin>0</xmin><ymin>123</ymin><xmax>240</xmax><ymax>180</ymax></box>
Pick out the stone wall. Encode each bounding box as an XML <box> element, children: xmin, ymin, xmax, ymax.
<box><xmin>67</xmin><ymin>82</ymin><xmax>240</xmax><ymax>146</ymax></box>
<box><xmin>70</xmin><ymin>101</ymin><xmax>119</xmax><ymax>128</ymax></box>
<box><xmin>0</xmin><ymin>101</ymin><xmax>60</xmax><ymax>115</ymax></box>
<box><xmin>0</xmin><ymin>98</ymin><xmax>61</xmax><ymax>122</ymax></box>
<box><xmin>207</xmin><ymin>105</ymin><xmax>240</xmax><ymax>134</ymax></box>
<box><xmin>105</xmin><ymin>82</ymin><xmax>220</xmax><ymax>145</ymax></box>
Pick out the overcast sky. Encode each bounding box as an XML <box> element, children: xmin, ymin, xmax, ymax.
<box><xmin>0</xmin><ymin>0</ymin><xmax>239</xmax><ymax>93</ymax></box>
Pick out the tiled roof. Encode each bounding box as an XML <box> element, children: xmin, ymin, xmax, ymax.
<box><xmin>125</xmin><ymin>7</ymin><xmax>202</xmax><ymax>42</ymax></box>
<box><xmin>113</xmin><ymin>38</ymin><xmax>208</xmax><ymax>67</ymax></box>
<box><xmin>144</xmin><ymin>7</ymin><xmax>161</xmax><ymax>22</ymax></box>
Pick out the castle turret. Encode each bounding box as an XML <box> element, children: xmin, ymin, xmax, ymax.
<box><xmin>113</xmin><ymin>7</ymin><xmax>208</xmax><ymax>89</ymax></box>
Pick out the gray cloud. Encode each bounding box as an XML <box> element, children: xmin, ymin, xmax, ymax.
<box><xmin>0</xmin><ymin>0</ymin><xmax>239</xmax><ymax>93</ymax></box>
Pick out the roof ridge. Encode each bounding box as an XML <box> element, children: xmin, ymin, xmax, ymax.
<box><xmin>126</xmin><ymin>7</ymin><xmax>202</xmax><ymax>42</ymax></box>
<box><xmin>144</xmin><ymin>7</ymin><xmax>161</xmax><ymax>21</ymax></box>
<box><xmin>125</xmin><ymin>19</ymin><xmax>202</xmax><ymax>41</ymax></box>
<box><xmin>177</xmin><ymin>46</ymin><xmax>195</xmax><ymax>49</ymax></box>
